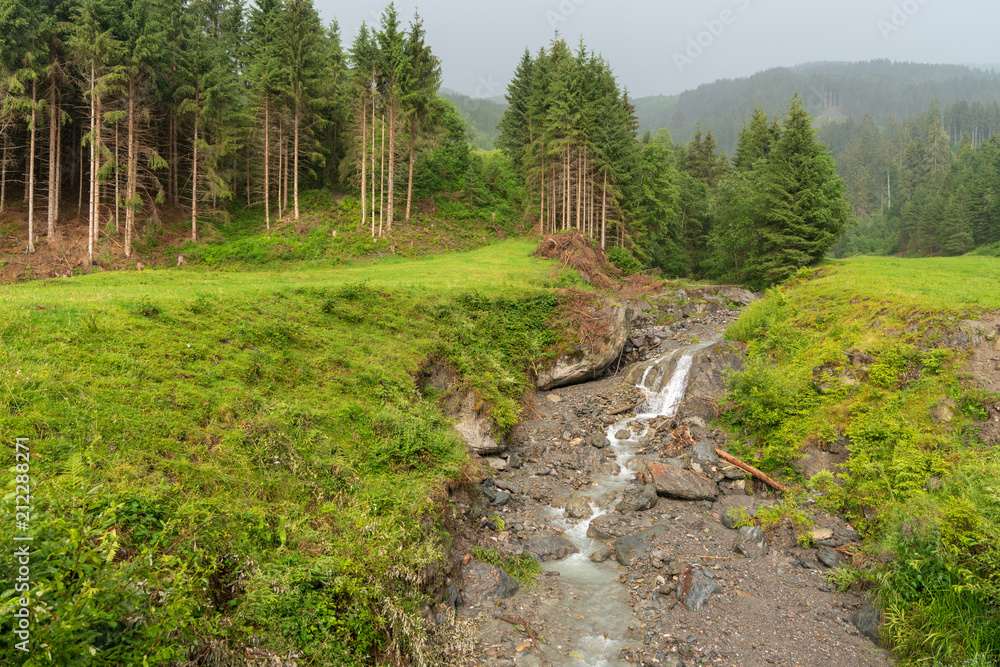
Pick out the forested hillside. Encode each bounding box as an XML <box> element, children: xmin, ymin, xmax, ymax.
<box><xmin>636</xmin><ymin>60</ymin><xmax>1000</xmax><ymax>155</ymax></box>
<box><xmin>0</xmin><ymin>0</ymin><xmax>501</xmax><ymax>266</ymax></box>
<box><xmin>439</xmin><ymin>88</ymin><xmax>504</xmax><ymax>151</ymax></box>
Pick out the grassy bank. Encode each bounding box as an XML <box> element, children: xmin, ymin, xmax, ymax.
<box><xmin>723</xmin><ymin>256</ymin><xmax>1000</xmax><ymax>664</ymax></box>
<box><xmin>0</xmin><ymin>238</ymin><xmax>560</xmax><ymax>665</ymax></box>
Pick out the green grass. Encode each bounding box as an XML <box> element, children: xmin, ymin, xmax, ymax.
<box><xmin>470</xmin><ymin>547</ymin><xmax>542</xmax><ymax>588</ymax></box>
<box><xmin>0</xmin><ymin>238</ymin><xmax>562</xmax><ymax>665</ymax></box>
<box><xmin>724</xmin><ymin>256</ymin><xmax>1000</xmax><ymax>664</ymax></box>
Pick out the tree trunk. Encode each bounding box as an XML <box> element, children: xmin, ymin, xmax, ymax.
<box><xmin>360</xmin><ymin>93</ymin><xmax>366</xmax><ymax>233</ymax></box>
<box><xmin>293</xmin><ymin>97</ymin><xmax>300</xmax><ymax>221</ymax></box>
<box><xmin>1</xmin><ymin>126</ymin><xmax>6</xmax><ymax>213</ymax></box>
<box><xmin>282</xmin><ymin>124</ymin><xmax>288</xmax><ymax>215</ymax></box>
<box><xmin>191</xmin><ymin>103</ymin><xmax>198</xmax><ymax>243</ymax></box>
<box><xmin>47</xmin><ymin>83</ymin><xmax>57</xmax><ymax>240</ymax></box>
<box><xmin>54</xmin><ymin>92</ymin><xmax>61</xmax><ymax>226</ymax></box>
<box><xmin>125</xmin><ymin>81</ymin><xmax>136</xmax><ymax>258</ymax></box>
<box><xmin>114</xmin><ymin>116</ymin><xmax>120</xmax><ymax>235</ymax></box>
<box><xmin>276</xmin><ymin>121</ymin><xmax>283</xmax><ymax>217</ymax></box>
<box><xmin>77</xmin><ymin>122</ymin><xmax>83</xmax><ymax>216</ymax></box>
<box><xmin>404</xmin><ymin>121</ymin><xmax>415</xmax><ymax>223</ymax></box>
<box><xmin>576</xmin><ymin>146</ymin><xmax>582</xmax><ymax>231</ymax></box>
<box><xmin>170</xmin><ymin>111</ymin><xmax>178</xmax><ymax>205</ymax></box>
<box><xmin>539</xmin><ymin>157</ymin><xmax>545</xmax><ymax>235</ymax></box>
<box><xmin>387</xmin><ymin>103</ymin><xmax>395</xmax><ymax>234</ymax></box>
<box><xmin>264</xmin><ymin>98</ymin><xmax>270</xmax><ymax>229</ymax></box>
<box><xmin>378</xmin><ymin>114</ymin><xmax>385</xmax><ymax>237</ymax></box>
<box><xmin>601</xmin><ymin>170</ymin><xmax>607</xmax><ymax>250</ymax></box>
<box><xmin>88</xmin><ymin>64</ymin><xmax>96</xmax><ymax>265</ymax></box>
<box><xmin>371</xmin><ymin>94</ymin><xmax>376</xmax><ymax>235</ymax></box>
<box><xmin>28</xmin><ymin>80</ymin><xmax>37</xmax><ymax>253</ymax></box>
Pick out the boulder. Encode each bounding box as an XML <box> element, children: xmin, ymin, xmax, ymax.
<box><xmin>617</xmin><ymin>483</ymin><xmax>659</xmax><ymax>513</ymax></box>
<box><xmin>683</xmin><ymin>342</ymin><xmax>746</xmax><ymax>403</ymax></box>
<box><xmin>645</xmin><ymin>462</ymin><xmax>719</xmax><ymax>500</ymax></box>
<box><xmin>734</xmin><ymin>526</ymin><xmax>770</xmax><ymax>558</ymax></box>
<box><xmin>451</xmin><ymin>390</ymin><xmax>507</xmax><ymax>455</ymax></box>
<box><xmin>523</xmin><ymin>535</ymin><xmax>580</xmax><ymax>562</ymax></box>
<box><xmin>690</xmin><ymin>441</ymin><xmax>720</xmax><ymax>466</ymax></box>
<box><xmin>850</xmin><ymin>606</ymin><xmax>886</xmax><ymax>647</ymax></box>
<box><xmin>587</xmin><ymin>431</ymin><xmax>611</xmax><ymax>449</ymax></box>
<box><xmin>812</xmin><ymin>363</ymin><xmax>860</xmax><ymax>395</ymax></box>
<box><xmin>565</xmin><ymin>493</ymin><xmax>593</xmax><ymax>519</ymax></box>
<box><xmin>817</xmin><ymin>545</ymin><xmax>845</xmax><ymax>569</ymax></box>
<box><xmin>590</xmin><ymin>544</ymin><xmax>614</xmax><ymax>563</ymax></box>
<box><xmin>460</xmin><ymin>559</ymin><xmax>518</xmax><ymax>604</ymax></box>
<box><xmin>535</xmin><ymin>301</ymin><xmax>640</xmax><ymax>390</ymax></box>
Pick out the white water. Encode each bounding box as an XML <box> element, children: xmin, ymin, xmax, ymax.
<box><xmin>538</xmin><ymin>339</ymin><xmax>718</xmax><ymax>665</ymax></box>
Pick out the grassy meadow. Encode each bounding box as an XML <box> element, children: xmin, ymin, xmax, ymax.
<box><xmin>726</xmin><ymin>256</ymin><xmax>1000</xmax><ymax>664</ymax></box>
<box><xmin>0</xmin><ymin>237</ymin><xmax>561</xmax><ymax>665</ymax></box>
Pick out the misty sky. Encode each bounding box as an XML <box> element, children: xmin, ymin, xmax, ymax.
<box><xmin>312</xmin><ymin>0</ymin><xmax>1000</xmax><ymax>100</ymax></box>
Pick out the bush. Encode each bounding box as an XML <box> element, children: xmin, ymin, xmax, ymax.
<box><xmin>606</xmin><ymin>246</ymin><xmax>642</xmax><ymax>275</ymax></box>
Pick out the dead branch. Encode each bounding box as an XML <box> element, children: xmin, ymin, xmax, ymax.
<box><xmin>714</xmin><ymin>448</ymin><xmax>788</xmax><ymax>493</ymax></box>
<box><xmin>500</xmin><ymin>615</ymin><xmax>548</xmax><ymax>664</ymax></box>
<box><xmin>608</xmin><ymin>399</ymin><xmax>646</xmax><ymax>416</ymax></box>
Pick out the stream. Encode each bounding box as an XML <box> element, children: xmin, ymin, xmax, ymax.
<box><xmin>537</xmin><ymin>339</ymin><xmax>721</xmax><ymax>666</ymax></box>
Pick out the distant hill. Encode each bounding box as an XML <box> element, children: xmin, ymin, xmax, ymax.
<box><xmin>440</xmin><ymin>88</ymin><xmax>506</xmax><ymax>151</ymax></box>
<box><xmin>634</xmin><ymin>60</ymin><xmax>1000</xmax><ymax>155</ymax></box>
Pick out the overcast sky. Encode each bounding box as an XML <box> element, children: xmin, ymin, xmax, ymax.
<box><xmin>312</xmin><ymin>0</ymin><xmax>1000</xmax><ymax>100</ymax></box>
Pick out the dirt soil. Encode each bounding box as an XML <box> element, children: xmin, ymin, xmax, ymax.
<box><xmin>959</xmin><ymin>311</ymin><xmax>1000</xmax><ymax>445</ymax></box>
<box><xmin>455</xmin><ymin>311</ymin><xmax>893</xmax><ymax>667</ymax></box>
<box><xmin>0</xmin><ymin>205</ymin><xmax>185</xmax><ymax>282</ymax></box>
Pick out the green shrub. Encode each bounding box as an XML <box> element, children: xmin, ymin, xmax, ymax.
<box><xmin>606</xmin><ymin>246</ymin><xmax>642</xmax><ymax>275</ymax></box>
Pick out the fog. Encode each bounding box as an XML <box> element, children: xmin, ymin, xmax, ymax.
<box><xmin>312</xmin><ymin>0</ymin><xmax>1000</xmax><ymax>99</ymax></box>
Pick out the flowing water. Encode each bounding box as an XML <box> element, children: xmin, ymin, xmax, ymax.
<box><xmin>537</xmin><ymin>339</ymin><xmax>719</xmax><ymax>666</ymax></box>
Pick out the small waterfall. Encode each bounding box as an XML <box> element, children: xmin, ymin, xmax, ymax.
<box><xmin>536</xmin><ymin>339</ymin><xmax>719</xmax><ymax>666</ymax></box>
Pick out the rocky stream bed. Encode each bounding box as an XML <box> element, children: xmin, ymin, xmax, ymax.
<box><xmin>446</xmin><ymin>293</ymin><xmax>894</xmax><ymax>667</ymax></box>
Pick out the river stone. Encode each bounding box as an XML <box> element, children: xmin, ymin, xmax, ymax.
<box><xmin>810</xmin><ymin>528</ymin><xmax>834</xmax><ymax>541</ymax></box>
<box><xmin>615</xmin><ymin>429</ymin><xmax>632</xmax><ymax>440</ymax></box>
<box><xmin>719</xmin><ymin>463</ymin><xmax>744</xmax><ymax>480</ymax></box>
<box><xmin>492</xmin><ymin>491</ymin><xmax>510</xmax><ymax>506</ymax></box>
<box><xmin>840</xmin><ymin>528</ymin><xmax>862</xmax><ymax>542</ymax></box>
<box><xmin>663</xmin><ymin>457</ymin><xmax>688</xmax><ymax>470</ymax></box>
<box><xmin>523</xmin><ymin>534</ymin><xmax>580</xmax><ymax>562</ymax></box>
<box><xmin>678</xmin><ymin>566</ymin><xmax>720</xmax><ymax>611</ymax></box>
<box><xmin>460</xmin><ymin>559</ymin><xmax>518</xmax><ymax>604</ymax></box>
<box><xmin>691</xmin><ymin>441</ymin><xmax>720</xmax><ymax>466</ymax></box>
<box><xmin>645</xmin><ymin>462</ymin><xmax>719</xmax><ymax>500</ymax></box>
<box><xmin>587</xmin><ymin>431</ymin><xmax>611</xmax><ymax>449</ymax></box>
<box><xmin>613</xmin><ymin>525</ymin><xmax>669</xmax><ymax>566</ymax></box>
<box><xmin>487</xmin><ymin>457</ymin><xmax>508</xmax><ymax>472</ymax></box>
<box><xmin>617</xmin><ymin>483</ymin><xmax>659</xmax><ymax>513</ymax></box>
<box><xmin>734</xmin><ymin>526</ymin><xmax>770</xmax><ymax>558</ymax></box>
<box><xmin>590</xmin><ymin>544</ymin><xmax>614</xmax><ymax>563</ymax></box>
<box><xmin>565</xmin><ymin>494</ymin><xmax>593</xmax><ymax>519</ymax></box>
<box><xmin>817</xmin><ymin>545</ymin><xmax>845</xmax><ymax>569</ymax></box>
<box><xmin>535</xmin><ymin>301</ymin><xmax>639</xmax><ymax>390</ymax></box>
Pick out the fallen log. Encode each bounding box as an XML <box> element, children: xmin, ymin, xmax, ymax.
<box><xmin>714</xmin><ymin>448</ymin><xmax>788</xmax><ymax>493</ymax></box>
<box><xmin>607</xmin><ymin>399</ymin><xmax>647</xmax><ymax>416</ymax></box>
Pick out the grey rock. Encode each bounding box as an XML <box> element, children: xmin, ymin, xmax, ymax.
<box><xmin>817</xmin><ymin>545</ymin><xmax>845</xmax><ymax>569</ymax></box>
<box><xmin>839</xmin><ymin>528</ymin><xmax>862</xmax><ymax>542</ymax></box>
<box><xmin>451</xmin><ymin>390</ymin><xmax>507</xmax><ymax>455</ymax></box>
<box><xmin>523</xmin><ymin>535</ymin><xmax>580</xmax><ymax>562</ymax></box>
<box><xmin>691</xmin><ymin>441</ymin><xmax>720</xmax><ymax>466</ymax></box>
<box><xmin>850</xmin><ymin>607</ymin><xmax>886</xmax><ymax>647</ymax></box>
<box><xmin>719</xmin><ymin>463</ymin><xmax>745</xmax><ymax>480</ymax></box>
<box><xmin>720</xmin><ymin>508</ymin><xmax>742</xmax><ymax>530</ymax></box>
<box><xmin>663</xmin><ymin>457</ymin><xmax>688</xmax><ymax>469</ymax></box>
<box><xmin>587</xmin><ymin>431</ymin><xmax>611</xmax><ymax>449</ymax></box>
<box><xmin>930</xmin><ymin>401</ymin><xmax>956</xmax><ymax>423</ymax></box>
<box><xmin>645</xmin><ymin>462</ymin><xmax>719</xmax><ymax>501</ymax></box>
<box><xmin>492</xmin><ymin>491</ymin><xmax>510</xmax><ymax>506</ymax></box>
<box><xmin>734</xmin><ymin>526</ymin><xmax>769</xmax><ymax>558</ymax></box>
<box><xmin>460</xmin><ymin>560</ymin><xmax>518</xmax><ymax>604</ymax></box>
<box><xmin>590</xmin><ymin>544</ymin><xmax>614</xmax><ymax>563</ymax></box>
<box><xmin>535</xmin><ymin>301</ymin><xmax>640</xmax><ymax>390</ymax></box>
<box><xmin>617</xmin><ymin>483</ymin><xmax>659</xmax><ymax>513</ymax></box>
<box><xmin>678</xmin><ymin>566</ymin><xmax>720</xmax><ymax>611</ymax></box>
<box><xmin>565</xmin><ymin>493</ymin><xmax>593</xmax><ymax>519</ymax></box>
<box><xmin>613</xmin><ymin>525</ymin><xmax>669</xmax><ymax>566</ymax></box>
<box><xmin>615</xmin><ymin>429</ymin><xmax>633</xmax><ymax>440</ymax></box>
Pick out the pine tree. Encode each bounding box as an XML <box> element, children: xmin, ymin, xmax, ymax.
<box><xmin>374</xmin><ymin>2</ymin><xmax>408</xmax><ymax>234</ymax></box>
<box><xmin>400</xmin><ymin>11</ymin><xmax>440</xmax><ymax>223</ymax></box>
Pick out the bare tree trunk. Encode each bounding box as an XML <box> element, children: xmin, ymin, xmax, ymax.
<box><xmin>387</xmin><ymin>103</ymin><xmax>395</xmax><ymax>234</ymax></box>
<box><xmin>282</xmin><ymin>124</ymin><xmax>288</xmax><ymax>215</ymax></box>
<box><xmin>538</xmin><ymin>157</ymin><xmax>545</xmax><ymax>235</ymax></box>
<box><xmin>77</xmin><ymin>122</ymin><xmax>83</xmax><ymax>216</ymax></box>
<box><xmin>191</xmin><ymin>102</ymin><xmax>198</xmax><ymax>243</ymax></box>
<box><xmin>361</xmin><ymin>93</ymin><xmax>367</xmax><ymax>233</ymax></box>
<box><xmin>293</xmin><ymin>98</ymin><xmax>299</xmax><ymax>221</ymax></box>
<box><xmin>601</xmin><ymin>170</ymin><xmax>607</xmax><ymax>250</ymax></box>
<box><xmin>170</xmin><ymin>112</ymin><xmax>178</xmax><ymax>205</ymax></box>
<box><xmin>264</xmin><ymin>99</ymin><xmax>270</xmax><ymax>229</ymax></box>
<box><xmin>28</xmin><ymin>80</ymin><xmax>37</xmax><ymax>253</ymax></box>
<box><xmin>576</xmin><ymin>147</ymin><xmax>582</xmax><ymax>232</ymax></box>
<box><xmin>1</xmin><ymin>126</ymin><xmax>7</xmax><ymax>213</ymax></box>
<box><xmin>114</xmin><ymin>117</ymin><xmax>120</xmax><ymax>235</ymax></box>
<box><xmin>125</xmin><ymin>82</ymin><xmax>136</xmax><ymax>258</ymax></box>
<box><xmin>371</xmin><ymin>95</ymin><xmax>376</xmax><ymax>235</ymax></box>
<box><xmin>404</xmin><ymin>122</ymin><xmax>415</xmax><ymax>223</ymax></box>
<box><xmin>88</xmin><ymin>65</ymin><xmax>96</xmax><ymax>265</ymax></box>
<box><xmin>378</xmin><ymin>114</ymin><xmax>385</xmax><ymax>237</ymax></box>
<box><xmin>54</xmin><ymin>93</ymin><xmax>61</xmax><ymax>226</ymax></box>
<box><xmin>276</xmin><ymin>121</ymin><xmax>283</xmax><ymax>218</ymax></box>
<box><xmin>47</xmin><ymin>83</ymin><xmax>57</xmax><ymax>240</ymax></box>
